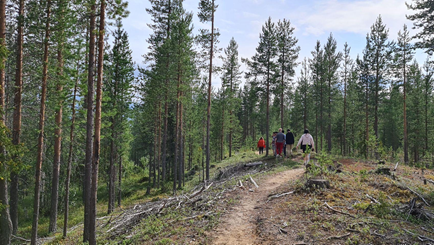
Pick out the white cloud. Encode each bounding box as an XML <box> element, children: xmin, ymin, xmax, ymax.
<box><xmin>293</xmin><ymin>0</ymin><xmax>416</xmax><ymax>38</ymax></box>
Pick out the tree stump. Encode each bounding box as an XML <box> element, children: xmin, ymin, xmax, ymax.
<box><xmin>305</xmin><ymin>178</ymin><xmax>330</xmax><ymax>189</ymax></box>
<box><xmin>375</xmin><ymin>167</ymin><xmax>391</xmax><ymax>175</ymax></box>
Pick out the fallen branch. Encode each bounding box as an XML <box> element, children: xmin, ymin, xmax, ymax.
<box><xmin>244</xmin><ymin>161</ymin><xmax>263</xmax><ymax>167</ymax></box>
<box><xmin>189</xmin><ymin>182</ymin><xmax>213</xmax><ymax>199</ymax></box>
<box><xmin>366</xmin><ymin>194</ymin><xmax>380</xmax><ymax>204</ymax></box>
<box><xmin>404</xmin><ymin>229</ymin><xmax>434</xmax><ymax>243</ymax></box>
<box><xmin>427</xmin><ymin>179</ymin><xmax>434</xmax><ymax>186</ymax></box>
<box><xmin>372</xmin><ymin>230</ymin><xmax>386</xmax><ymax>238</ymax></box>
<box><xmin>250</xmin><ymin>175</ymin><xmax>259</xmax><ymax>188</ymax></box>
<box><xmin>239</xmin><ymin>180</ymin><xmax>243</xmax><ymax>188</ymax></box>
<box><xmin>267</xmin><ymin>191</ymin><xmax>294</xmax><ymax>203</ymax></box>
<box><xmin>11</xmin><ymin>235</ymin><xmax>31</xmax><ymax>242</ymax></box>
<box><xmin>324</xmin><ymin>202</ymin><xmax>356</xmax><ymax>218</ymax></box>
<box><xmin>326</xmin><ymin>233</ymin><xmax>351</xmax><ymax>240</ymax></box>
<box><xmin>407</xmin><ymin>187</ymin><xmax>430</xmax><ymax>206</ymax></box>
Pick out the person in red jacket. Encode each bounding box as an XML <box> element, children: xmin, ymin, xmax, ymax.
<box><xmin>257</xmin><ymin>137</ymin><xmax>265</xmax><ymax>154</ymax></box>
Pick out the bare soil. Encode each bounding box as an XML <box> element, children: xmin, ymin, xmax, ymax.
<box><xmin>212</xmin><ymin>167</ymin><xmax>305</xmax><ymax>244</ymax></box>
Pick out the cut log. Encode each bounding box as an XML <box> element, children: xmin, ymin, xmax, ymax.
<box><xmin>305</xmin><ymin>178</ymin><xmax>330</xmax><ymax>189</ymax></box>
<box><xmin>244</xmin><ymin>162</ymin><xmax>263</xmax><ymax>167</ymax></box>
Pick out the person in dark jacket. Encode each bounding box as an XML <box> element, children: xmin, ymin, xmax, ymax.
<box><xmin>286</xmin><ymin>129</ymin><xmax>295</xmax><ymax>158</ymax></box>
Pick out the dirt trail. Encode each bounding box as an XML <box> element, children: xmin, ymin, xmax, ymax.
<box><xmin>212</xmin><ymin>167</ymin><xmax>305</xmax><ymax>245</ymax></box>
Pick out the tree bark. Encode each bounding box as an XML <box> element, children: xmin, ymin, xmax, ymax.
<box><xmin>83</xmin><ymin>2</ymin><xmax>96</xmax><ymax>242</ymax></box>
<box><xmin>89</xmin><ymin>1</ymin><xmax>105</xmax><ymax>244</ymax></box>
<box><xmin>0</xmin><ymin>0</ymin><xmax>12</xmax><ymax>243</ymax></box>
<box><xmin>10</xmin><ymin>0</ymin><xmax>24</xmax><ymax>235</ymax></box>
<box><xmin>49</xmin><ymin>13</ymin><xmax>65</xmax><ymax>231</ymax></box>
<box><xmin>403</xmin><ymin>53</ymin><xmax>408</xmax><ymax>163</ymax></box>
<box><xmin>31</xmin><ymin>1</ymin><xmax>51</xmax><ymax>243</ymax></box>
<box><xmin>63</xmin><ymin>61</ymin><xmax>79</xmax><ymax>238</ymax></box>
<box><xmin>205</xmin><ymin>0</ymin><xmax>215</xmax><ymax>181</ymax></box>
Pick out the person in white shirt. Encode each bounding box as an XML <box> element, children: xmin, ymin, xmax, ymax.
<box><xmin>296</xmin><ymin>129</ymin><xmax>315</xmax><ymax>165</ymax></box>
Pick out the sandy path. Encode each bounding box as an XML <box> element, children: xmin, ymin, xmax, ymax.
<box><xmin>212</xmin><ymin>167</ymin><xmax>305</xmax><ymax>245</ymax></box>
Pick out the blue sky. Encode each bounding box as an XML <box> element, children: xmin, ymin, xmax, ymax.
<box><xmin>121</xmin><ymin>0</ymin><xmax>428</xmax><ymax>87</ymax></box>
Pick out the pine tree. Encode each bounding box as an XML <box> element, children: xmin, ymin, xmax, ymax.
<box><xmin>0</xmin><ymin>0</ymin><xmax>13</xmax><ymax>243</ymax></box>
<box><xmin>323</xmin><ymin>33</ymin><xmax>342</xmax><ymax>153</ymax></box>
<box><xmin>31</xmin><ymin>0</ymin><xmax>51</xmax><ymax>244</ymax></box>
<box><xmin>220</xmin><ymin>37</ymin><xmax>242</xmax><ymax>157</ymax></box>
<box><xmin>406</xmin><ymin>0</ymin><xmax>434</xmax><ymax>55</ymax></box>
<box><xmin>394</xmin><ymin>24</ymin><xmax>414</xmax><ymax>163</ymax></box>
<box><xmin>246</xmin><ymin>17</ymin><xmax>278</xmax><ymax>156</ymax></box>
<box><xmin>341</xmin><ymin>43</ymin><xmax>352</xmax><ymax>155</ymax></box>
<box><xmin>309</xmin><ymin>41</ymin><xmax>324</xmax><ymax>152</ymax></box>
<box><xmin>198</xmin><ymin>0</ymin><xmax>219</xmax><ymax>181</ymax></box>
<box><xmin>10</xmin><ymin>0</ymin><xmax>25</xmax><ymax>235</ymax></box>
<box><xmin>105</xmin><ymin>20</ymin><xmax>134</xmax><ymax>214</ymax></box>
<box><xmin>366</xmin><ymin>15</ymin><xmax>393</xmax><ymax>155</ymax></box>
<box><xmin>276</xmin><ymin>19</ymin><xmax>299</xmax><ymax>129</ymax></box>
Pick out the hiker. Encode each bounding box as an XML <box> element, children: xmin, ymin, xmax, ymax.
<box><xmin>275</xmin><ymin>128</ymin><xmax>285</xmax><ymax>157</ymax></box>
<box><xmin>286</xmin><ymin>129</ymin><xmax>295</xmax><ymax>158</ymax></box>
<box><xmin>271</xmin><ymin>132</ymin><xmax>277</xmax><ymax>156</ymax></box>
<box><xmin>257</xmin><ymin>137</ymin><xmax>265</xmax><ymax>154</ymax></box>
<box><xmin>296</xmin><ymin>129</ymin><xmax>315</xmax><ymax>165</ymax></box>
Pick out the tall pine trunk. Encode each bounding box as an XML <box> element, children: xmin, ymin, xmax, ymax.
<box><xmin>49</xmin><ymin>14</ymin><xmax>65</xmax><ymax>231</ymax></box>
<box><xmin>205</xmin><ymin>0</ymin><xmax>215</xmax><ymax>181</ymax></box>
<box><xmin>63</xmin><ymin>62</ymin><xmax>79</xmax><ymax>238</ymax></box>
<box><xmin>89</xmin><ymin>1</ymin><xmax>105</xmax><ymax>244</ymax></box>
<box><xmin>83</xmin><ymin>2</ymin><xmax>96</xmax><ymax>242</ymax></box>
<box><xmin>108</xmin><ymin>62</ymin><xmax>119</xmax><ymax>214</ymax></box>
<box><xmin>403</xmin><ymin>55</ymin><xmax>408</xmax><ymax>163</ymax></box>
<box><xmin>31</xmin><ymin>1</ymin><xmax>51</xmax><ymax>243</ymax></box>
<box><xmin>0</xmin><ymin>0</ymin><xmax>12</xmax><ymax>243</ymax></box>
<box><xmin>10</xmin><ymin>0</ymin><xmax>25</xmax><ymax>235</ymax></box>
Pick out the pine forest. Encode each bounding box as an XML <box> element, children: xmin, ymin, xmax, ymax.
<box><xmin>0</xmin><ymin>0</ymin><xmax>434</xmax><ymax>244</ymax></box>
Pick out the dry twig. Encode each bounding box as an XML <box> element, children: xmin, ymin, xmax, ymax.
<box><xmin>324</xmin><ymin>202</ymin><xmax>356</xmax><ymax>218</ymax></box>
<box><xmin>250</xmin><ymin>175</ymin><xmax>259</xmax><ymax>188</ymax></box>
<box><xmin>406</xmin><ymin>187</ymin><xmax>430</xmax><ymax>206</ymax></box>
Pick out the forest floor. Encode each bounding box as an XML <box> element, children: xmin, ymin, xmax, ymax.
<box><xmin>42</xmin><ymin>152</ymin><xmax>434</xmax><ymax>245</ymax></box>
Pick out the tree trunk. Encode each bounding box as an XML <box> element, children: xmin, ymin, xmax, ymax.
<box><xmin>0</xmin><ymin>0</ymin><xmax>12</xmax><ymax>243</ymax></box>
<box><xmin>328</xmin><ymin>77</ymin><xmax>332</xmax><ymax>153</ymax></box>
<box><xmin>49</xmin><ymin>19</ymin><xmax>65</xmax><ymax>232</ymax></box>
<box><xmin>108</xmin><ymin>64</ymin><xmax>118</xmax><ymax>214</ymax></box>
<box><xmin>10</xmin><ymin>0</ymin><xmax>24</xmax><ymax>235</ymax></box>
<box><xmin>205</xmin><ymin>0</ymin><xmax>215</xmax><ymax>181</ymax></box>
<box><xmin>63</xmin><ymin>62</ymin><xmax>79</xmax><ymax>238</ymax></box>
<box><xmin>221</xmin><ymin>106</ymin><xmax>224</xmax><ymax>161</ymax></box>
<box><xmin>403</xmin><ymin>55</ymin><xmax>408</xmax><ymax>163</ymax></box>
<box><xmin>31</xmin><ymin>1</ymin><xmax>51</xmax><ymax>243</ymax></box>
<box><xmin>343</xmin><ymin>65</ymin><xmax>347</xmax><ymax>156</ymax></box>
<box><xmin>89</xmin><ymin>1</ymin><xmax>105</xmax><ymax>244</ymax></box>
<box><xmin>117</xmin><ymin>155</ymin><xmax>122</xmax><ymax>207</ymax></box>
<box><xmin>83</xmin><ymin>2</ymin><xmax>96</xmax><ymax>242</ymax></box>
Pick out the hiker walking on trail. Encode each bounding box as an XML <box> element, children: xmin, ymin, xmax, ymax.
<box><xmin>257</xmin><ymin>137</ymin><xmax>265</xmax><ymax>154</ymax></box>
<box><xmin>286</xmin><ymin>129</ymin><xmax>295</xmax><ymax>158</ymax></box>
<box><xmin>275</xmin><ymin>128</ymin><xmax>285</xmax><ymax>157</ymax></box>
<box><xmin>296</xmin><ymin>129</ymin><xmax>315</xmax><ymax>165</ymax></box>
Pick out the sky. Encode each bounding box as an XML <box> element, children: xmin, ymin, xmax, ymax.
<box><xmin>120</xmin><ymin>0</ymin><xmax>429</xmax><ymax>87</ymax></box>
